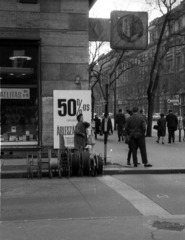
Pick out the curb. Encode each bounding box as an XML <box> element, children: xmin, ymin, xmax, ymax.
<box><xmin>1</xmin><ymin>168</ymin><xmax>185</xmax><ymax>179</ymax></box>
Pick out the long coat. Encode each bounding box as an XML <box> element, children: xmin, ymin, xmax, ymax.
<box><xmin>74</xmin><ymin>121</ymin><xmax>90</xmax><ymax>149</ymax></box>
<box><xmin>157</xmin><ymin>117</ymin><xmax>166</xmax><ymax>137</ymax></box>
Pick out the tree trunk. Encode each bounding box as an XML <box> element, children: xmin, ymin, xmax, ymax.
<box><xmin>91</xmin><ymin>90</ymin><xmax>95</xmax><ymax>120</ymax></box>
<box><xmin>147</xmin><ymin>94</ymin><xmax>155</xmax><ymax>137</ymax></box>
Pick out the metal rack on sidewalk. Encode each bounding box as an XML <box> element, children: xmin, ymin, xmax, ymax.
<box><xmin>26</xmin><ymin>132</ymin><xmax>103</xmax><ymax>179</ymax></box>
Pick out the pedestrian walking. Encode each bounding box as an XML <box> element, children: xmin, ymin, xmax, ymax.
<box><xmin>101</xmin><ymin>113</ymin><xmax>113</xmax><ymax>137</ymax></box>
<box><xmin>93</xmin><ymin>115</ymin><xmax>101</xmax><ymax>139</ymax></box>
<box><xmin>115</xmin><ymin>109</ymin><xmax>126</xmax><ymax>141</ymax></box>
<box><xmin>74</xmin><ymin>113</ymin><xmax>90</xmax><ymax>149</ymax></box>
<box><xmin>166</xmin><ymin>109</ymin><xmax>178</xmax><ymax>143</ymax></box>
<box><xmin>125</xmin><ymin>107</ymin><xmax>152</xmax><ymax>167</ymax></box>
<box><xmin>156</xmin><ymin>113</ymin><xmax>166</xmax><ymax>144</ymax></box>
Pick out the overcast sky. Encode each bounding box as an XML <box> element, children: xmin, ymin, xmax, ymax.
<box><xmin>90</xmin><ymin>0</ymin><xmax>182</xmax><ymax>22</ymax></box>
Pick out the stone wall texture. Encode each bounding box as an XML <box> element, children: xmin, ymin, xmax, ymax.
<box><xmin>0</xmin><ymin>0</ymin><xmax>89</xmax><ymax>147</ymax></box>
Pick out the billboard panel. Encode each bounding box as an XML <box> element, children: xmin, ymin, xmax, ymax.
<box><xmin>53</xmin><ymin>90</ymin><xmax>91</xmax><ymax>149</ymax></box>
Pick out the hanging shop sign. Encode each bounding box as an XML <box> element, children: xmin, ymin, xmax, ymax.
<box><xmin>53</xmin><ymin>90</ymin><xmax>91</xmax><ymax>148</ymax></box>
<box><xmin>110</xmin><ymin>11</ymin><xmax>148</xmax><ymax>50</ymax></box>
<box><xmin>0</xmin><ymin>88</ymin><xmax>30</xmax><ymax>99</ymax></box>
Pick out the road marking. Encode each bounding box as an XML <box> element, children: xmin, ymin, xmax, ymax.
<box><xmin>98</xmin><ymin>176</ymin><xmax>171</xmax><ymax>217</ymax></box>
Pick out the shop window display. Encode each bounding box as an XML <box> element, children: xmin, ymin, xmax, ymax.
<box><xmin>0</xmin><ymin>40</ymin><xmax>40</xmax><ymax>146</ymax></box>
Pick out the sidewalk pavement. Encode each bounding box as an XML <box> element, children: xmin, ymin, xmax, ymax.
<box><xmin>1</xmin><ymin>130</ymin><xmax>185</xmax><ymax>178</ymax></box>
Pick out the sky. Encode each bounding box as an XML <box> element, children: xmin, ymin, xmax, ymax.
<box><xmin>90</xmin><ymin>0</ymin><xmax>182</xmax><ymax>22</ymax></box>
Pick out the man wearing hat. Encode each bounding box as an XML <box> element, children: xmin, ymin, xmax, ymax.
<box><xmin>74</xmin><ymin>113</ymin><xmax>90</xmax><ymax>149</ymax></box>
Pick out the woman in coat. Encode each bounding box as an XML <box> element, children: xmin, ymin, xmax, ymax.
<box><xmin>74</xmin><ymin>113</ymin><xmax>90</xmax><ymax>149</ymax></box>
<box><xmin>156</xmin><ymin>113</ymin><xmax>166</xmax><ymax>144</ymax></box>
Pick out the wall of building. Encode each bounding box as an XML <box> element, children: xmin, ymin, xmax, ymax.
<box><xmin>0</xmin><ymin>0</ymin><xmax>90</xmax><ymax>148</ymax></box>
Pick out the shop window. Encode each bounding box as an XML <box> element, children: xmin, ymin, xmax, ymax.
<box><xmin>0</xmin><ymin>40</ymin><xmax>40</xmax><ymax>146</ymax></box>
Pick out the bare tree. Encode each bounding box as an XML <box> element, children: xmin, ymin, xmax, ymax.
<box><xmin>145</xmin><ymin>0</ymin><xmax>185</xmax><ymax>136</ymax></box>
<box><xmin>89</xmin><ymin>43</ymin><xmax>136</xmax><ymax>119</ymax></box>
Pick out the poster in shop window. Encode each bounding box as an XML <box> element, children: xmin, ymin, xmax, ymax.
<box><xmin>53</xmin><ymin>90</ymin><xmax>91</xmax><ymax>148</ymax></box>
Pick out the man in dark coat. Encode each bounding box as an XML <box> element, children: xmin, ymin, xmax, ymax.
<box><xmin>166</xmin><ymin>109</ymin><xmax>178</xmax><ymax>143</ymax></box>
<box><xmin>125</xmin><ymin>107</ymin><xmax>152</xmax><ymax>167</ymax></box>
<box><xmin>115</xmin><ymin>109</ymin><xmax>126</xmax><ymax>141</ymax></box>
<box><xmin>93</xmin><ymin>115</ymin><xmax>101</xmax><ymax>139</ymax></box>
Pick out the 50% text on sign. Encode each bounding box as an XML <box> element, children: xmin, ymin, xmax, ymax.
<box><xmin>57</xmin><ymin>98</ymin><xmax>90</xmax><ymax>117</ymax></box>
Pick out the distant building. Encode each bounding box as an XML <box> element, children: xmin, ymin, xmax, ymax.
<box><xmin>94</xmin><ymin>0</ymin><xmax>185</xmax><ymax>116</ymax></box>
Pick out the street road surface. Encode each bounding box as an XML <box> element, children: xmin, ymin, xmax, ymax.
<box><xmin>1</xmin><ymin>175</ymin><xmax>185</xmax><ymax>240</ymax></box>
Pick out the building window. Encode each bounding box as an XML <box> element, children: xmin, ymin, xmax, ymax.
<box><xmin>166</xmin><ymin>58</ymin><xmax>173</xmax><ymax>70</ymax></box>
<box><xmin>0</xmin><ymin>40</ymin><xmax>40</xmax><ymax>147</ymax></box>
<box><xmin>176</xmin><ymin>56</ymin><xmax>182</xmax><ymax>70</ymax></box>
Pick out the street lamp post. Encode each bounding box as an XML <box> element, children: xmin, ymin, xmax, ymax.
<box><xmin>178</xmin><ymin>89</ymin><xmax>184</xmax><ymax>142</ymax></box>
<box><xmin>103</xmin><ymin>83</ymin><xmax>109</xmax><ymax>165</ymax></box>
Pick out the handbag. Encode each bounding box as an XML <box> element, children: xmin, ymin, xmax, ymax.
<box><xmin>153</xmin><ymin>125</ymin><xmax>158</xmax><ymax>130</ymax></box>
<box><xmin>125</xmin><ymin>135</ymin><xmax>130</xmax><ymax>144</ymax></box>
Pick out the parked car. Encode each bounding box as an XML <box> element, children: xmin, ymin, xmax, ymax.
<box><xmin>100</xmin><ymin>112</ymin><xmax>114</xmax><ymax>119</ymax></box>
<box><xmin>153</xmin><ymin>113</ymin><xmax>160</xmax><ymax>120</ymax></box>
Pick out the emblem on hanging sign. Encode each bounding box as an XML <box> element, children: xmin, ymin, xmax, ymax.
<box><xmin>110</xmin><ymin>11</ymin><xmax>148</xmax><ymax>50</ymax></box>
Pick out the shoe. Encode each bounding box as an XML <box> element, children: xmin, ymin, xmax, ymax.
<box><xmin>127</xmin><ymin>161</ymin><xmax>131</xmax><ymax>165</ymax></box>
<box><xmin>134</xmin><ymin>164</ymin><xmax>137</xmax><ymax>167</ymax></box>
<box><xmin>156</xmin><ymin>141</ymin><xmax>159</xmax><ymax>143</ymax></box>
<box><xmin>144</xmin><ymin>163</ymin><xmax>152</xmax><ymax>167</ymax></box>
<box><xmin>162</xmin><ymin>142</ymin><xmax>164</xmax><ymax>144</ymax></box>
<box><xmin>168</xmin><ymin>142</ymin><xmax>171</xmax><ymax>143</ymax></box>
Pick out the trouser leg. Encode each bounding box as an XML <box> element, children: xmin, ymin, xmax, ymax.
<box><xmin>137</xmin><ymin>137</ymin><xmax>148</xmax><ymax>164</ymax></box>
<box><xmin>168</xmin><ymin>127</ymin><xmax>172</xmax><ymax>143</ymax></box>
<box><xmin>172</xmin><ymin>128</ymin><xmax>175</xmax><ymax>142</ymax></box>
<box><xmin>130</xmin><ymin>138</ymin><xmax>138</xmax><ymax>165</ymax></box>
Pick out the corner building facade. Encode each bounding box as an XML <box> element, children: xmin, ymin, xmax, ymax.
<box><xmin>0</xmin><ymin>0</ymin><xmax>96</xmax><ymax>155</ymax></box>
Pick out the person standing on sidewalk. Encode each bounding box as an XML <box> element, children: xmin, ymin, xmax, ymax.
<box><xmin>93</xmin><ymin>115</ymin><xmax>101</xmax><ymax>139</ymax></box>
<box><xmin>139</xmin><ymin>109</ymin><xmax>148</xmax><ymax>126</ymax></box>
<box><xmin>115</xmin><ymin>109</ymin><xmax>126</xmax><ymax>141</ymax></box>
<box><xmin>166</xmin><ymin>109</ymin><xmax>178</xmax><ymax>143</ymax></box>
<box><xmin>125</xmin><ymin>107</ymin><xmax>152</xmax><ymax>167</ymax></box>
<box><xmin>156</xmin><ymin>113</ymin><xmax>166</xmax><ymax>144</ymax></box>
<box><xmin>74</xmin><ymin>113</ymin><xmax>90</xmax><ymax>149</ymax></box>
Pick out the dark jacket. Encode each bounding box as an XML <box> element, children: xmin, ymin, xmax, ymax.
<box><xmin>166</xmin><ymin>113</ymin><xmax>178</xmax><ymax>128</ymax></box>
<box><xmin>157</xmin><ymin>117</ymin><xmax>166</xmax><ymax>136</ymax></box>
<box><xmin>183</xmin><ymin>117</ymin><xmax>185</xmax><ymax>129</ymax></box>
<box><xmin>115</xmin><ymin>113</ymin><xmax>126</xmax><ymax>125</ymax></box>
<box><xmin>125</xmin><ymin>113</ymin><xmax>146</xmax><ymax>138</ymax></box>
<box><xmin>74</xmin><ymin>121</ymin><xmax>90</xmax><ymax>149</ymax></box>
<box><xmin>140</xmin><ymin>113</ymin><xmax>148</xmax><ymax>125</ymax></box>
